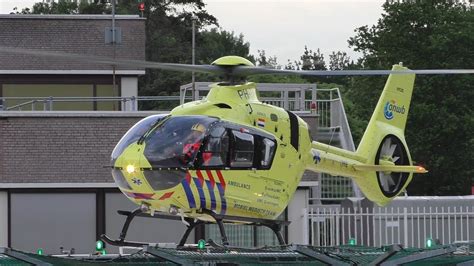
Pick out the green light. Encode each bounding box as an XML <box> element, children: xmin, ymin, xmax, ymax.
<box><xmin>101</xmin><ymin>249</ymin><xmax>107</xmax><ymax>255</ymax></box>
<box><xmin>426</xmin><ymin>238</ymin><xmax>434</xmax><ymax>248</ymax></box>
<box><xmin>96</xmin><ymin>240</ymin><xmax>104</xmax><ymax>251</ymax></box>
<box><xmin>348</xmin><ymin>238</ymin><xmax>356</xmax><ymax>245</ymax></box>
<box><xmin>197</xmin><ymin>239</ymin><xmax>206</xmax><ymax>249</ymax></box>
<box><xmin>36</xmin><ymin>248</ymin><xmax>43</xmax><ymax>255</ymax></box>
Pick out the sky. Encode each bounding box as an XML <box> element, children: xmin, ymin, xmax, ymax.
<box><xmin>0</xmin><ymin>0</ymin><xmax>386</xmax><ymax>65</ymax></box>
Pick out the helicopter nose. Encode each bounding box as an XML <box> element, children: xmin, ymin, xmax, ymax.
<box><xmin>111</xmin><ymin>142</ymin><xmax>153</xmax><ymax>190</ymax></box>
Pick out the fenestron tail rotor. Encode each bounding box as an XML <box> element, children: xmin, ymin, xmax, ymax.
<box><xmin>1</xmin><ymin>46</ymin><xmax>473</xmax><ymax>78</ymax></box>
<box><xmin>375</xmin><ymin>135</ymin><xmax>410</xmax><ymax>197</ymax></box>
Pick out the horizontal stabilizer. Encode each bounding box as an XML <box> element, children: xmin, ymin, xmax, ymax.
<box><xmin>354</xmin><ymin>164</ymin><xmax>428</xmax><ymax>173</ymax></box>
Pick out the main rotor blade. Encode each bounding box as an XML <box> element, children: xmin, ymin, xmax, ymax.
<box><xmin>233</xmin><ymin>66</ymin><xmax>474</xmax><ymax>76</ymax></box>
<box><xmin>2</xmin><ymin>46</ymin><xmax>473</xmax><ymax>76</ymax></box>
<box><xmin>0</xmin><ymin>46</ymin><xmax>223</xmax><ymax>74</ymax></box>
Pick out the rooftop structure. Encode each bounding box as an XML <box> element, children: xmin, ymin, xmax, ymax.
<box><xmin>0</xmin><ymin>14</ymin><xmax>145</xmax><ymax>111</ymax></box>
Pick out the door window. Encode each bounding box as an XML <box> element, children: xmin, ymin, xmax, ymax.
<box><xmin>230</xmin><ymin>130</ymin><xmax>254</xmax><ymax>168</ymax></box>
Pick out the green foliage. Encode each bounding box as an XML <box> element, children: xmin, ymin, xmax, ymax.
<box><xmin>347</xmin><ymin>1</ymin><xmax>474</xmax><ymax>195</ymax></box>
<box><xmin>194</xmin><ymin>28</ymin><xmax>254</xmax><ymax>83</ymax></box>
<box><xmin>197</xmin><ymin>29</ymin><xmax>253</xmax><ymax>64</ymax></box>
<box><xmin>291</xmin><ymin>46</ymin><xmax>327</xmax><ymax>71</ymax></box>
<box><xmin>255</xmin><ymin>50</ymin><xmax>278</xmax><ymax>68</ymax></box>
<box><xmin>329</xmin><ymin>51</ymin><xmax>351</xmax><ymax>71</ymax></box>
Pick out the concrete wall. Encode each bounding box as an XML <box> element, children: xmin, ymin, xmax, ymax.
<box><xmin>120</xmin><ymin>77</ymin><xmax>138</xmax><ymax>110</ymax></box>
<box><xmin>287</xmin><ymin>188</ymin><xmax>309</xmax><ymax>244</ymax></box>
<box><xmin>10</xmin><ymin>193</ymin><xmax>96</xmax><ymax>254</ymax></box>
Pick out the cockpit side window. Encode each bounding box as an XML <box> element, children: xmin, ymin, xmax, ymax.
<box><xmin>201</xmin><ymin>126</ymin><xmax>229</xmax><ymax>167</ymax></box>
<box><xmin>230</xmin><ymin>130</ymin><xmax>254</xmax><ymax>168</ymax></box>
<box><xmin>142</xmin><ymin>116</ymin><xmax>217</xmax><ymax>168</ymax></box>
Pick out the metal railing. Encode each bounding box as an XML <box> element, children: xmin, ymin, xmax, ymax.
<box><xmin>180</xmin><ymin>82</ymin><xmax>317</xmax><ymax>111</ymax></box>
<box><xmin>309</xmin><ymin>205</ymin><xmax>474</xmax><ymax>248</ymax></box>
<box><xmin>310</xmin><ymin>88</ymin><xmax>360</xmax><ymax>201</ymax></box>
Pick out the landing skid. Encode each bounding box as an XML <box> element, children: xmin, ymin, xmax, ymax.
<box><xmin>101</xmin><ymin>208</ymin><xmax>289</xmax><ymax>248</ymax></box>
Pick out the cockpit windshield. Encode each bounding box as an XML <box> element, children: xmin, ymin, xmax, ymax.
<box><xmin>143</xmin><ymin>116</ymin><xmax>218</xmax><ymax>168</ymax></box>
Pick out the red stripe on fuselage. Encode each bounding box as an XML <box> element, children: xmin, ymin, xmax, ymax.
<box><xmin>206</xmin><ymin>170</ymin><xmax>216</xmax><ymax>189</ymax></box>
<box><xmin>159</xmin><ymin>191</ymin><xmax>174</xmax><ymax>200</ymax></box>
<box><xmin>216</xmin><ymin>170</ymin><xmax>226</xmax><ymax>191</ymax></box>
<box><xmin>125</xmin><ymin>192</ymin><xmax>155</xmax><ymax>200</ymax></box>
<box><xmin>185</xmin><ymin>172</ymin><xmax>192</xmax><ymax>184</ymax></box>
<box><xmin>196</xmin><ymin>170</ymin><xmax>205</xmax><ymax>187</ymax></box>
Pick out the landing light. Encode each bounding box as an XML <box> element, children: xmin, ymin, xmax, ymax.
<box><xmin>197</xmin><ymin>239</ymin><xmax>206</xmax><ymax>250</ymax></box>
<box><xmin>169</xmin><ymin>206</ymin><xmax>179</xmax><ymax>215</ymax></box>
<box><xmin>426</xmin><ymin>238</ymin><xmax>434</xmax><ymax>248</ymax></box>
<box><xmin>126</xmin><ymin>164</ymin><xmax>136</xmax><ymax>174</ymax></box>
<box><xmin>96</xmin><ymin>240</ymin><xmax>104</xmax><ymax>251</ymax></box>
<box><xmin>348</xmin><ymin>238</ymin><xmax>356</xmax><ymax>245</ymax></box>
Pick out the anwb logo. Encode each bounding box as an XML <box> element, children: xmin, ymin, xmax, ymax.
<box><xmin>384</xmin><ymin>100</ymin><xmax>405</xmax><ymax>120</ymax></box>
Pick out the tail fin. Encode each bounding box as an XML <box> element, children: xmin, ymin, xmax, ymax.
<box><xmin>355</xmin><ymin>64</ymin><xmax>417</xmax><ymax>203</ymax></box>
<box><xmin>357</xmin><ymin>64</ymin><xmax>415</xmax><ymax>158</ymax></box>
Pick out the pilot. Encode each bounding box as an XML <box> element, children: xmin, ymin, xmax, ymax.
<box><xmin>183</xmin><ymin>123</ymin><xmax>211</xmax><ymax>163</ymax></box>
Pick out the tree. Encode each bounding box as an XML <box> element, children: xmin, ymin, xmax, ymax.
<box><xmin>197</xmin><ymin>29</ymin><xmax>253</xmax><ymax>64</ymax></box>
<box><xmin>347</xmin><ymin>1</ymin><xmax>474</xmax><ymax>196</ymax></box>
<box><xmin>298</xmin><ymin>46</ymin><xmax>326</xmax><ymax>71</ymax></box>
<box><xmin>328</xmin><ymin>51</ymin><xmax>351</xmax><ymax>71</ymax></box>
<box><xmin>194</xmin><ymin>29</ymin><xmax>254</xmax><ymax>83</ymax></box>
<box><xmin>255</xmin><ymin>50</ymin><xmax>279</xmax><ymax>69</ymax></box>
<box><xmin>137</xmin><ymin>0</ymin><xmax>218</xmax><ymax>106</ymax></box>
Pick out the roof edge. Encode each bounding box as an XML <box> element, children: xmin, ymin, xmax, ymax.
<box><xmin>0</xmin><ymin>14</ymin><xmax>144</xmax><ymax>20</ymax></box>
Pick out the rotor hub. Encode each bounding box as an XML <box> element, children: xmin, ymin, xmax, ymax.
<box><xmin>211</xmin><ymin>56</ymin><xmax>254</xmax><ymax>67</ymax></box>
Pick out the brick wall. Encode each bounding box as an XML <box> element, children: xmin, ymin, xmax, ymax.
<box><xmin>0</xmin><ymin>112</ymin><xmax>157</xmax><ymax>183</ymax></box>
<box><xmin>0</xmin><ymin>15</ymin><xmax>145</xmax><ymax>71</ymax></box>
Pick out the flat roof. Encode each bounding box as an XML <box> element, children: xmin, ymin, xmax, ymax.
<box><xmin>0</xmin><ymin>14</ymin><xmax>144</xmax><ymax>20</ymax></box>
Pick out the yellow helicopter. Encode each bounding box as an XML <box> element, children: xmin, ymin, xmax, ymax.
<box><xmin>2</xmin><ymin>46</ymin><xmax>473</xmax><ymax>247</ymax></box>
<box><xmin>103</xmin><ymin>56</ymin><xmax>433</xmax><ymax>247</ymax></box>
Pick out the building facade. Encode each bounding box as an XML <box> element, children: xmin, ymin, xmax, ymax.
<box><xmin>0</xmin><ymin>14</ymin><xmax>145</xmax><ymax>111</ymax></box>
